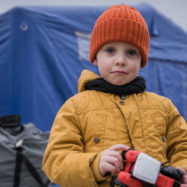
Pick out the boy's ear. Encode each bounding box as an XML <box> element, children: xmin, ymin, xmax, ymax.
<box><xmin>92</xmin><ymin>58</ymin><xmax>98</xmax><ymax>66</ymax></box>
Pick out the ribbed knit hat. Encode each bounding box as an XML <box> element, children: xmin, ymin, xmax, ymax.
<box><xmin>89</xmin><ymin>5</ymin><xmax>150</xmax><ymax>67</ymax></box>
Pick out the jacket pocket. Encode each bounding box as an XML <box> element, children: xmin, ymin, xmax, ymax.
<box><xmin>141</xmin><ymin>108</ymin><xmax>168</xmax><ymax>163</ymax></box>
<box><xmin>81</xmin><ymin>110</ymin><xmax>106</xmax><ymax>152</ymax></box>
<box><xmin>152</xmin><ymin>110</ymin><xmax>168</xmax><ymax>162</ymax></box>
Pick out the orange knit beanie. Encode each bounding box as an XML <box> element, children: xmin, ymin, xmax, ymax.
<box><xmin>89</xmin><ymin>5</ymin><xmax>150</xmax><ymax>68</ymax></box>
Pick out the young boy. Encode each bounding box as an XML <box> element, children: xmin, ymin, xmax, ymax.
<box><xmin>42</xmin><ymin>5</ymin><xmax>187</xmax><ymax>187</ymax></box>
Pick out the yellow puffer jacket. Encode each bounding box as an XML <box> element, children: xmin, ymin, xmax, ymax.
<box><xmin>42</xmin><ymin>70</ymin><xmax>187</xmax><ymax>187</ymax></box>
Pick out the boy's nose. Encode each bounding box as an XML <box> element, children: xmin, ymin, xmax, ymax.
<box><xmin>115</xmin><ymin>55</ymin><xmax>126</xmax><ymax>66</ymax></box>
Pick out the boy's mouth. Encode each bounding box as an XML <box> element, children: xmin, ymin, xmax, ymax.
<box><xmin>111</xmin><ymin>71</ymin><xmax>128</xmax><ymax>74</ymax></box>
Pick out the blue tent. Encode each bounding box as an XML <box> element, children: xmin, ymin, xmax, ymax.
<box><xmin>0</xmin><ymin>3</ymin><xmax>187</xmax><ymax>132</ymax></box>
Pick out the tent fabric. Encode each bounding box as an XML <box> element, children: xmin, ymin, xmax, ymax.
<box><xmin>0</xmin><ymin>3</ymin><xmax>187</xmax><ymax>132</ymax></box>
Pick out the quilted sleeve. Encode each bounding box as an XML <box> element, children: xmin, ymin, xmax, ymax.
<box><xmin>42</xmin><ymin>98</ymin><xmax>105</xmax><ymax>187</ymax></box>
<box><xmin>166</xmin><ymin>100</ymin><xmax>187</xmax><ymax>171</ymax></box>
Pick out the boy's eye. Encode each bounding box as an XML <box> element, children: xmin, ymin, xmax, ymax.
<box><xmin>105</xmin><ymin>47</ymin><xmax>115</xmax><ymax>54</ymax></box>
<box><xmin>127</xmin><ymin>49</ymin><xmax>138</xmax><ymax>56</ymax></box>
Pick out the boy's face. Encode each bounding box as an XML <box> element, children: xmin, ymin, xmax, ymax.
<box><xmin>93</xmin><ymin>42</ymin><xmax>141</xmax><ymax>86</ymax></box>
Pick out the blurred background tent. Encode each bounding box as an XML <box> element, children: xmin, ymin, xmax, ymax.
<box><xmin>0</xmin><ymin>3</ymin><xmax>187</xmax><ymax>133</ymax></box>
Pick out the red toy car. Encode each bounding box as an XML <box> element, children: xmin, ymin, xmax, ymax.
<box><xmin>110</xmin><ymin>150</ymin><xmax>183</xmax><ymax>187</ymax></box>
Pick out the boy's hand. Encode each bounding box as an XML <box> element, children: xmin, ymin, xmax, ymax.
<box><xmin>99</xmin><ymin>144</ymin><xmax>129</xmax><ymax>176</ymax></box>
<box><xmin>176</xmin><ymin>167</ymin><xmax>187</xmax><ymax>186</ymax></box>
